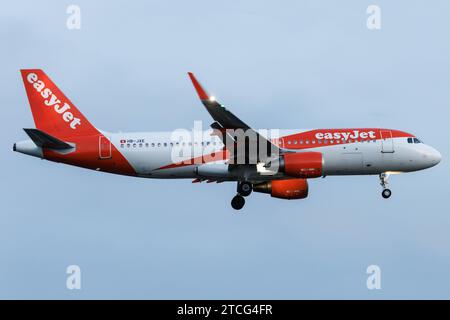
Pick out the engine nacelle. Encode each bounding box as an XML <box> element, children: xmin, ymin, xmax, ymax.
<box><xmin>278</xmin><ymin>152</ymin><xmax>323</xmax><ymax>178</ymax></box>
<box><xmin>253</xmin><ymin>179</ymin><xmax>308</xmax><ymax>199</ymax></box>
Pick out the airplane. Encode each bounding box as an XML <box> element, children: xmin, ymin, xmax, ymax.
<box><xmin>14</xmin><ymin>69</ymin><xmax>441</xmax><ymax>210</ymax></box>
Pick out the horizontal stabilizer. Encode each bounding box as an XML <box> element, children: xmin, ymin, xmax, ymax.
<box><xmin>23</xmin><ymin>128</ymin><xmax>73</xmax><ymax>150</ymax></box>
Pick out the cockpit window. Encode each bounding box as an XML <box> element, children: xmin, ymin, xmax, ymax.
<box><xmin>408</xmin><ymin>137</ymin><xmax>422</xmax><ymax>143</ymax></box>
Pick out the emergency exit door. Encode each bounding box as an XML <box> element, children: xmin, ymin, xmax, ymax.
<box><xmin>380</xmin><ymin>130</ymin><xmax>394</xmax><ymax>153</ymax></box>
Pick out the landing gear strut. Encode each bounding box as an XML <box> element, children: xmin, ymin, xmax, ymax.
<box><xmin>379</xmin><ymin>173</ymin><xmax>392</xmax><ymax>199</ymax></box>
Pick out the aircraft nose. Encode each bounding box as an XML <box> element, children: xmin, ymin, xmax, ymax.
<box><xmin>430</xmin><ymin>148</ymin><xmax>442</xmax><ymax>165</ymax></box>
<box><xmin>416</xmin><ymin>145</ymin><xmax>441</xmax><ymax>169</ymax></box>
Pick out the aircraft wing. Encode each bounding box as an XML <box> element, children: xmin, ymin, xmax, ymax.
<box><xmin>187</xmin><ymin>72</ymin><xmax>281</xmax><ymax>164</ymax></box>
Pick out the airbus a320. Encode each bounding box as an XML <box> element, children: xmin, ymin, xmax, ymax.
<box><xmin>14</xmin><ymin>70</ymin><xmax>441</xmax><ymax>210</ymax></box>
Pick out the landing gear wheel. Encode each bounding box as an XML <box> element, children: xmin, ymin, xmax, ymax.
<box><xmin>382</xmin><ymin>189</ymin><xmax>392</xmax><ymax>199</ymax></box>
<box><xmin>379</xmin><ymin>173</ymin><xmax>392</xmax><ymax>199</ymax></box>
<box><xmin>231</xmin><ymin>195</ymin><xmax>245</xmax><ymax>210</ymax></box>
<box><xmin>237</xmin><ymin>181</ymin><xmax>252</xmax><ymax>197</ymax></box>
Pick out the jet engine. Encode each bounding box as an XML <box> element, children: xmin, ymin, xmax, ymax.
<box><xmin>268</xmin><ymin>152</ymin><xmax>323</xmax><ymax>178</ymax></box>
<box><xmin>253</xmin><ymin>179</ymin><xmax>308</xmax><ymax>199</ymax></box>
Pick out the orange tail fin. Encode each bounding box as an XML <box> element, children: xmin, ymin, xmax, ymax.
<box><xmin>20</xmin><ymin>69</ymin><xmax>98</xmax><ymax>138</ymax></box>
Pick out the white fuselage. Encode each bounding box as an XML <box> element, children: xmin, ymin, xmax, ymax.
<box><xmin>106</xmin><ymin>129</ymin><xmax>441</xmax><ymax>181</ymax></box>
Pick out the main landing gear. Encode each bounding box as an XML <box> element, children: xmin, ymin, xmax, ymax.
<box><xmin>231</xmin><ymin>181</ymin><xmax>253</xmax><ymax>210</ymax></box>
<box><xmin>231</xmin><ymin>195</ymin><xmax>245</xmax><ymax>210</ymax></box>
<box><xmin>379</xmin><ymin>173</ymin><xmax>392</xmax><ymax>199</ymax></box>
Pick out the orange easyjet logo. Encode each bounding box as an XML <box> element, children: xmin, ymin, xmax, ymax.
<box><xmin>26</xmin><ymin>73</ymin><xmax>81</xmax><ymax>129</ymax></box>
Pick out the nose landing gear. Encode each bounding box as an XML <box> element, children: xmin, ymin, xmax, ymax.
<box><xmin>231</xmin><ymin>181</ymin><xmax>253</xmax><ymax>210</ymax></box>
<box><xmin>379</xmin><ymin>173</ymin><xmax>392</xmax><ymax>199</ymax></box>
<box><xmin>382</xmin><ymin>188</ymin><xmax>392</xmax><ymax>199</ymax></box>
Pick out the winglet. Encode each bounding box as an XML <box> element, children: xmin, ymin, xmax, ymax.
<box><xmin>187</xmin><ymin>72</ymin><xmax>210</xmax><ymax>101</ymax></box>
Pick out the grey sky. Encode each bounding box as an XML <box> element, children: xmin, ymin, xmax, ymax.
<box><xmin>0</xmin><ymin>0</ymin><xmax>449</xmax><ymax>299</ymax></box>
